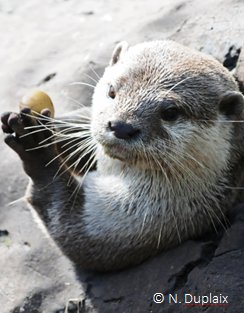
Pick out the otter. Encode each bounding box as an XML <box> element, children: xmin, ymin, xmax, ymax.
<box><xmin>1</xmin><ymin>40</ymin><xmax>244</xmax><ymax>271</ymax></box>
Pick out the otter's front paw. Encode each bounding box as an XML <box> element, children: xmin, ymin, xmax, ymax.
<box><xmin>1</xmin><ymin>108</ymin><xmax>58</xmax><ymax>178</ymax></box>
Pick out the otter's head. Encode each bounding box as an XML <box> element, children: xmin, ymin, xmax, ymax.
<box><xmin>91</xmin><ymin>40</ymin><xmax>244</xmax><ymax>176</ymax></box>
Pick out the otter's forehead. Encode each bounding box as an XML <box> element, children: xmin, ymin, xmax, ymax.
<box><xmin>104</xmin><ymin>40</ymin><xmax>237</xmax><ymax>101</ymax></box>
<box><xmin>120</xmin><ymin>41</ymin><xmax>226</xmax><ymax>82</ymax></box>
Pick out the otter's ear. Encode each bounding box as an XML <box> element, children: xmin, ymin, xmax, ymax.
<box><xmin>218</xmin><ymin>91</ymin><xmax>244</xmax><ymax>119</ymax></box>
<box><xmin>110</xmin><ymin>41</ymin><xmax>129</xmax><ymax>66</ymax></box>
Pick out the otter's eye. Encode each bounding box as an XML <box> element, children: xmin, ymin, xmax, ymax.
<box><xmin>108</xmin><ymin>85</ymin><xmax>116</xmax><ymax>99</ymax></box>
<box><xmin>161</xmin><ymin>107</ymin><xmax>180</xmax><ymax>121</ymax></box>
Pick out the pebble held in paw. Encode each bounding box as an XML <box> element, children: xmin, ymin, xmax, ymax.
<box><xmin>1</xmin><ymin>40</ymin><xmax>244</xmax><ymax>271</ymax></box>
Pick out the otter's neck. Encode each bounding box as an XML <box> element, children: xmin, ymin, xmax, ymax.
<box><xmin>96</xmin><ymin>150</ymin><xmax>227</xmax><ymax>204</ymax></box>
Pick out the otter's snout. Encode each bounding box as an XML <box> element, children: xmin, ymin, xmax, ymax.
<box><xmin>108</xmin><ymin>121</ymin><xmax>140</xmax><ymax>140</ymax></box>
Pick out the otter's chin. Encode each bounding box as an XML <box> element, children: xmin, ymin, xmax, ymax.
<box><xmin>102</xmin><ymin>144</ymin><xmax>155</xmax><ymax>170</ymax></box>
<box><xmin>103</xmin><ymin>143</ymin><xmax>131</xmax><ymax>161</ymax></box>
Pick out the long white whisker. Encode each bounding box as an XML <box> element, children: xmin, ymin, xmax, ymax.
<box><xmin>164</xmin><ymin>76</ymin><xmax>192</xmax><ymax>96</ymax></box>
<box><xmin>89</xmin><ymin>64</ymin><xmax>101</xmax><ymax>80</ymax></box>
<box><xmin>61</xmin><ymin>92</ymin><xmax>87</xmax><ymax>109</ymax></box>
<box><xmin>83</xmin><ymin>72</ymin><xmax>99</xmax><ymax>84</ymax></box>
<box><xmin>199</xmin><ymin>119</ymin><xmax>244</xmax><ymax>123</ymax></box>
<box><xmin>53</xmin><ymin>142</ymin><xmax>96</xmax><ymax>179</ymax></box>
<box><xmin>45</xmin><ymin>139</ymin><xmax>87</xmax><ymax>167</ymax></box>
<box><xmin>69</xmin><ymin>82</ymin><xmax>95</xmax><ymax>89</ymax></box>
<box><xmin>38</xmin><ymin>127</ymin><xmax>90</xmax><ymax>145</ymax></box>
<box><xmin>69</xmin><ymin>150</ymin><xmax>97</xmax><ymax>202</ymax></box>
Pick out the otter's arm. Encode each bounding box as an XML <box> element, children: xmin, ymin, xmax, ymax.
<box><xmin>1</xmin><ymin>109</ymin><xmax>86</xmax><ymax>227</ymax></box>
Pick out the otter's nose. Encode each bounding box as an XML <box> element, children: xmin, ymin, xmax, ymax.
<box><xmin>108</xmin><ymin>121</ymin><xmax>139</xmax><ymax>140</ymax></box>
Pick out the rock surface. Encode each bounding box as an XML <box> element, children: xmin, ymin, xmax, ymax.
<box><xmin>0</xmin><ymin>0</ymin><xmax>244</xmax><ymax>312</ymax></box>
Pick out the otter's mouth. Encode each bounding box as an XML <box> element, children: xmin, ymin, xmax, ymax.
<box><xmin>103</xmin><ymin>143</ymin><xmax>130</xmax><ymax>161</ymax></box>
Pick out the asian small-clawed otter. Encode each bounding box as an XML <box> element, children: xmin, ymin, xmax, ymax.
<box><xmin>1</xmin><ymin>40</ymin><xmax>244</xmax><ymax>271</ymax></box>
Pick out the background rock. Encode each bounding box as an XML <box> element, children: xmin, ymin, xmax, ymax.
<box><xmin>0</xmin><ymin>0</ymin><xmax>243</xmax><ymax>312</ymax></box>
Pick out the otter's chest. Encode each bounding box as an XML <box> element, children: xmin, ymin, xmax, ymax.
<box><xmin>83</xmin><ymin>170</ymin><xmax>170</xmax><ymax>216</ymax></box>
